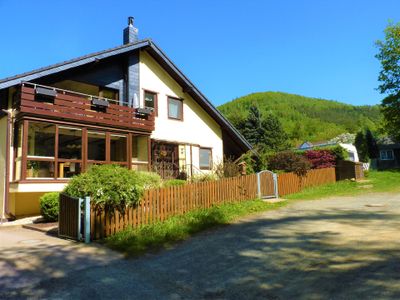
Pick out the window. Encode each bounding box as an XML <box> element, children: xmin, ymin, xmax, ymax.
<box><xmin>57</xmin><ymin>126</ymin><xmax>82</xmax><ymax>179</ymax></box>
<box><xmin>380</xmin><ymin>150</ymin><xmax>394</xmax><ymax>160</ymax></box>
<box><xmin>144</xmin><ymin>91</ymin><xmax>157</xmax><ymax>115</ymax></box>
<box><xmin>132</xmin><ymin>135</ymin><xmax>149</xmax><ymax>171</ymax></box>
<box><xmin>88</xmin><ymin>132</ymin><xmax>106</xmax><ymax>162</ymax></box>
<box><xmin>110</xmin><ymin>134</ymin><xmax>127</xmax><ymax>162</ymax></box>
<box><xmin>14</xmin><ymin>123</ymin><xmax>23</xmax><ymax>181</ymax></box>
<box><xmin>27</xmin><ymin>122</ymin><xmax>55</xmax><ymax>157</ymax></box>
<box><xmin>199</xmin><ymin>148</ymin><xmax>212</xmax><ymax>170</ymax></box>
<box><xmin>58</xmin><ymin>127</ymin><xmax>82</xmax><ymax>159</ymax></box>
<box><xmin>18</xmin><ymin>119</ymin><xmax>150</xmax><ymax>180</ymax></box>
<box><xmin>26</xmin><ymin>122</ymin><xmax>56</xmax><ymax>179</ymax></box>
<box><xmin>168</xmin><ymin>97</ymin><xmax>183</xmax><ymax>120</ymax></box>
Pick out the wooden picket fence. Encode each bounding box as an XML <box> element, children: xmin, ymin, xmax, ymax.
<box><xmin>90</xmin><ymin>174</ymin><xmax>258</xmax><ymax>239</ymax></box>
<box><xmin>89</xmin><ymin>168</ymin><xmax>336</xmax><ymax>239</ymax></box>
<box><xmin>278</xmin><ymin>167</ymin><xmax>336</xmax><ymax>196</ymax></box>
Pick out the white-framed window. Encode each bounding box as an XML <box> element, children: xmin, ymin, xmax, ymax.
<box><xmin>168</xmin><ymin>97</ymin><xmax>183</xmax><ymax>120</ymax></box>
<box><xmin>199</xmin><ymin>147</ymin><xmax>212</xmax><ymax>170</ymax></box>
<box><xmin>380</xmin><ymin>150</ymin><xmax>394</xmax><ymax>160</ymax></box>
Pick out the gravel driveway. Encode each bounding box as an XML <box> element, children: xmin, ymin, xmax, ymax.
<box><xmin>1</xmin><ymin>192</ymin><xmax>400</xmax><ymax>299</ymax></box>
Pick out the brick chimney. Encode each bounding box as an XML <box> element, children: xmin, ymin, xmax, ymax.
<box><xmin>123</xmin><ymin>16</ymin><xmax>138</xmax><ymax>44</ymax></box>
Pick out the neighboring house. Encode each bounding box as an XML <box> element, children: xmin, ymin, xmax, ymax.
<box><xmin>0</xmin><ymin>18</ymin><xmax>251</xmax><ymax>219</ymax></box>
<box><xmin>298</xmin><ymin>141</ymin><xmax>359</xmax><ymax>162</ymax></box>
<box><xmin>376</xmin><ymin>142</ymin><xmax>400</xmax><ymax>170</ymax></box>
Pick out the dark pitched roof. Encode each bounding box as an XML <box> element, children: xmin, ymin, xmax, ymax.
<box><xmin>0</xmin><ymin>39</ymin><xmax>252</xmax><ymax>152</ymax></box>
<box><xmin>0</xmin><ymin>39</ymin><xmax>152</xmax><ymax>89</ymax></box>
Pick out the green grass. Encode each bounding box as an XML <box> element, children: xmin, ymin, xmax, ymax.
<box><xmin>105</xmin><ymin>199</ymin><xmax>287</xmax><ymax>257</ymax></box>
<box><xmin>286</xmin><ymin>170</ymin><xmax>400</xmax><ymax>200</ymax></box>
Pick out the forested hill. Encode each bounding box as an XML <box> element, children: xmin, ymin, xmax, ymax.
<box><xmin>218</xmin><ymin>92</ymin><xmax>382</xmax><ymax>145</ymax></box>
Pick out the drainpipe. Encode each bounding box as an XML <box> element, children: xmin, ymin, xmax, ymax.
<box><xmin>1</xmin><ymin>109</ymin><xmax>11</xmax><ymax>223</ymax></box>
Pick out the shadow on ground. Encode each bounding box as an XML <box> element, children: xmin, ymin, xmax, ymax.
<box><xmin>1</xmin><ymin>194</ymin><xmax>400</xmax><ymax>299</ymax></box>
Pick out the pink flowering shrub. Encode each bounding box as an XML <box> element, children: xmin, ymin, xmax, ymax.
<box><xmin>304</xmin><ymin>150</ymin><xmax>336</xmax><ymax>169</ymax></box>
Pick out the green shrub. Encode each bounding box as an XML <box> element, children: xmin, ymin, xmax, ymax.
<box><xmin>134</xmin><ymin>171</ymin><xmax>162</xmax><ymax>190</ymax></box>
<box><xmin>163</xmin><ymin>179</ymin><xmax>187</xmax><ymax>187</ymax></box>
<box><xmin>39</xmin><ymin>192</ymin><xmax>60</xmax><ymax>222</ymax></box>
<box><xmin>192</xmin><ymin>173</ymin><xmax>218</xmax><ymax>182</ymax></box>
<box><xmin>63</xmin><ymin>165</ymin><xmax>162</xmax><ymax>212</ymax></box>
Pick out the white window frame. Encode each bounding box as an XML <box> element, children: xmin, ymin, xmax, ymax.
<box><xmin>380</xmin><ymin>150</ymin><xmax>394</xmax><ymax>160</ymax></box>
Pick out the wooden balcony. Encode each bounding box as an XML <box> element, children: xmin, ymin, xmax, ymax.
<box><xmin>17</xmin><ymin>82</ymin><xmax>155</xmax><ymax>132</ymax></box>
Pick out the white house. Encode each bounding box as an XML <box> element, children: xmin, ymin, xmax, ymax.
<box><xmin>0</xmin><ymin>18</ymin><xmax>251</xmax><ymax>218</ymax></box>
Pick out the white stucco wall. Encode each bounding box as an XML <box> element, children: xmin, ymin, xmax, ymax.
<box><xmin>339</xmin><ymin>143</ymin><xmax>359</xmax><ymax>162</ymax></box>
<box><xmin>139</xmin><ymin>51</ymin><xmax>223</xmax><ymax>171</ymax></box>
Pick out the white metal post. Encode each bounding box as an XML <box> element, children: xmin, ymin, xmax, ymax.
<box><xmin>78</xmin><ymin>198</ymin><xmax>83</xmax><ymax>241</ymax></box>
<box><xmin>273</xmin><ymin>173</ymin><xmax>279</xmax><ymax>198</ymax></box>
<box><xmin>257</xmin><ymin>172</ymin><xmax>261</xmax><ymax>199</ymax></box>
<box><xmin>84</xmin><ymin>196</ymin><xmax>91</xmax><ymax>244</ymax></box>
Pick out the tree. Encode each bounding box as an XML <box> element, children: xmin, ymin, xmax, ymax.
<box><xmin>239</xmin><ymin>105</ymin><xmax>290</xmax><ymax>153</ymax></box>
<box><xmin>365</xmin><ymin>129</ymin><xmax>379</xmax><ymax>159</ymax></box>
<box><xmin>355</xmin><ymin>131</ymin><xmax>368</xmax><ymax>162</ymax></box>
<box><xmin>376</xmin><ymin>22</ymin><xmax>400</xmax><ymax>140</ymax></box>
<box><xmin>239</xmin><ymin>105</ymin><xmax>263</xmax><ymax>147</ymax></box>
<box><xmin>261</xmin><ymin>114</ymin><xmax>290</xmax><ymax>153</ymax></box>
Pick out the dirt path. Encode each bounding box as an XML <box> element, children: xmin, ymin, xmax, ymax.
<box><xmin>1</xmin><ymin>192</ymin><xmax>400</xmax><ymax>299</ymax></box>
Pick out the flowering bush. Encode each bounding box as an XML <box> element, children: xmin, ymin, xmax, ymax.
<box><xmin>304</xmin><ymin>150</ymin><xmax>336</xmax><ymax>169</ymax></box>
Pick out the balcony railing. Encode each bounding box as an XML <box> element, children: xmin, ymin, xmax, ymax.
<box><xmin>17</xmin><ymin>82</ymin><xmax>155</xmax><ymax>132</ymax></box>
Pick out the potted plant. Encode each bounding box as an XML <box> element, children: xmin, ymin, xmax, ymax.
<box><xmin>27</xmin><ymin>161</ymin><xmax>40</xmax><ymax>178</ymax></box>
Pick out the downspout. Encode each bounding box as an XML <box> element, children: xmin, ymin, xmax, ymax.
<box><xmin>1</xmin><ymin>109</ymin><xmax>12</xmax><ymax>222</ymax></box>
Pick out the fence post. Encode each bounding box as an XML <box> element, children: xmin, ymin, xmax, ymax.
<box><xmin>84</xmin><ymin>196</ymin><xmax>91</xmax><ymax>244</ymax></box>
<box><xmin>273</xmin><ymin>173</ymin><xmax>279</xmax><ymax>198</ymax></box>
<box><xmin>78</xmin><ymin>198</ymin><xmax>83</xmax><ymax>241</ymax></box>
<box><xmin>257</xmin><ymin>172</ymin><xmax>261</xmax><ymax>199</ymax></box>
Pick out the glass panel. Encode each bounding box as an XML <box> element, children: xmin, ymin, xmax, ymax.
<box><xmin>16</xmin><ymin>124</ymin><xmax>23</xmax><ymax>157</ymax></box>
<box><xmin>132</xmin><ymin>163</ymin><xmax>149</xmax><ymax>171</ymax></box>
<box><xmin>110</xmin><ymin>134</ymin><xmax>127</xmax><ymax>162</ymax></box>
<box><xmin>144</xmin><ymin>92</ymin><xmax>155</xmax><ymax>109</ymax></box>
<box><xmin>28</xmin><ymin>122</ymin><xmax>55</xmax><ymax>157</ymax></box>
<box><xmin>132</xmin><ymin>135</ymin><xmax>149</xmax><ymax>162</ymax></box>
<box><xmin>168</xmin><ymin>98</ymin><xmax>182</xmax><ymax>119</ymax></box>
<box><xmin>14</xmin><ymin>124</ymin><xmax>23</xmax><ymax>181</ymax></box>
<box><xmin>58</xmin><ymin>127</ymin><xmax>82</xmax><ymax>159</ymax></box>
<box><xmin>88</xmin><ymin>132</ymin><xmax>106</xmax><ymax>161</ymax></box>
<box><xmin>199</xmin><ymin>148</ymin><xmax>211</xmax><ymax>169</ymax></box>
<box><xmin>26</xmin><ymin>161</ymin><xmax>55</xmax><ymax>178</ymax></box>
<box><xmin>15</xmin><ymin>159</ymin><xmax>22</xmax><ymax>181</ymax></box>
<box><xmin>58</xmin><ymin>162</ymin><xmax>81</xmax><ymax>178</ymax></box>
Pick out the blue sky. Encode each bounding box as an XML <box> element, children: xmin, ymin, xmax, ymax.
<box><xmin>0</xmin><ymin>0</ymin><xmax>398</xmax><ymax>106</ymax></box>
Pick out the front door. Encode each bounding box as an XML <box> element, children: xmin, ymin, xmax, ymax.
<box><xmin>151</xmin><ymin>141</ymin><xmax>179</xmax><ymax>179</ymax></box>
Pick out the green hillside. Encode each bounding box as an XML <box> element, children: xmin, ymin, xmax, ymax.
<box><xmin>218</xmin><ymin>92</ymin><xmax>382</xmax><ymax>145</ymax></box>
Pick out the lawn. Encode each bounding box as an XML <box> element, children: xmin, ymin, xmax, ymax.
<box><xmin>106</xmin><ymin>199</ymin><xmax>287</xmax><ymax>257</ymax></box>
<box><xmin>286</xmin><ymin>170</ymin><xmax>400</xmax><ymax>200</ymax></box>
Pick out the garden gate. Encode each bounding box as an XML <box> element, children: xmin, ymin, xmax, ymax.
<box><xmin>257</xmin><ymin>170</ymin><xmax>278</xmax><ymax>199</ymax></box>
<box><xmin>58</xmin><ymin>193</ymin><xmax>91</xmax><ymax>243</ymax></box>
